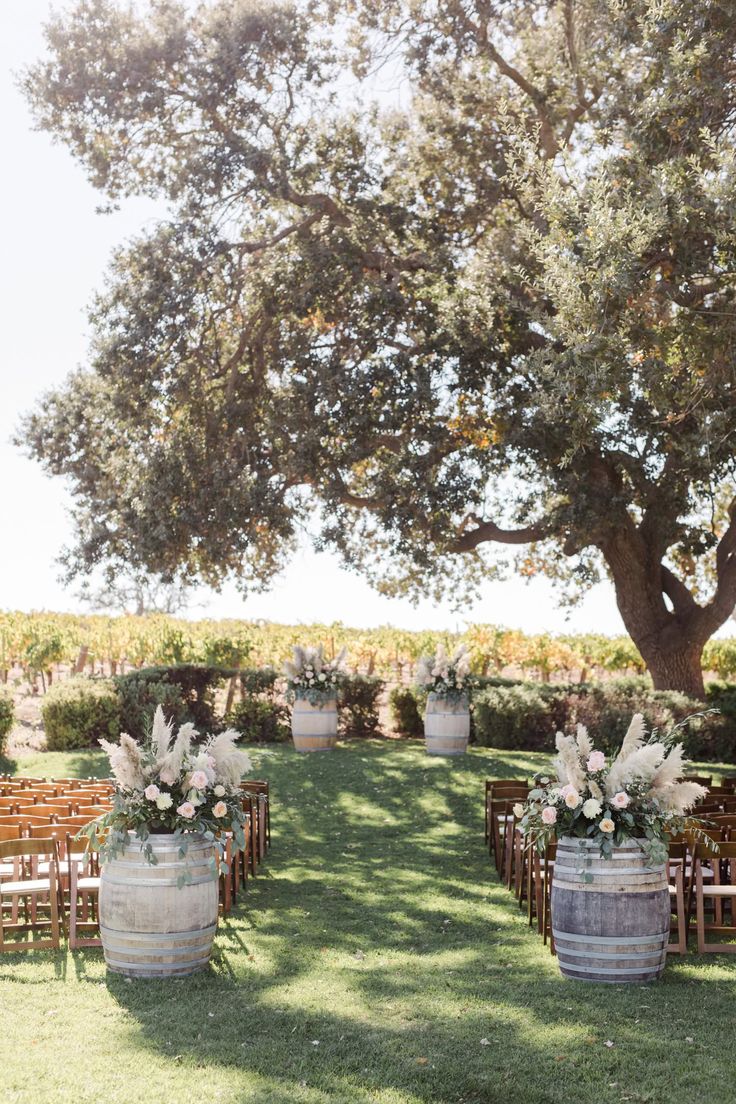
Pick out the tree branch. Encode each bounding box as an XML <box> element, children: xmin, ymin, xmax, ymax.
<box><xmin>450</xmin><ymin>515</ymin><xmax>551</xmax><ymax>553</ymax></box>
<box><xmin>698</xmin><ymin>496</ymin><xmax>736</xmax><ymax>633</ymax></box>
<box><xmin>660</xmin><ymin>564</ymin><xmax>699</xmax><ymax>617</ymax></box>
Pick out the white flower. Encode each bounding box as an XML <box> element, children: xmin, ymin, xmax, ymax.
<box><xmin>582</xmin><ymin>798</ymin><xmax>602</xmax><ymax>819</ymax></box>
<box><xmin>212</xmin><ymin>801</ymin><xmax>228</xmax><ymax>818</ymax></box>
<box><xmin>214</xmin><ymin>785</ymin><xmax>226</xmax><ymax>797</ymax></box>
<box><xmin>599</xmin><ymin>817</ymin><xmax>615</xmax><ymax>834</ymax></box>
<box><xmin>319</xmin><ymin>673</ymin><xmax>326</xmax><ymax>682</ymax></box>
<box><xmin>512</xmin><ymin>803</ymin><xmax>525</xmax><ymax>818</ymax></box>
<box><xmin>155</xmin><ymin>793</ymin><xmax>173</xmax><ymax>811</ymax></box>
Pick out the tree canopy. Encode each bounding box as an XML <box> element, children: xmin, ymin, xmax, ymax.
<box><xmin>19</xmin><ymin>0</ymin><xmax>736</xmax><ymax>695</ymax></box>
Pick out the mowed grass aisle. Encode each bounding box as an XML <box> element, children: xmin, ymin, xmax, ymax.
<box><xmin>3</xmin><ymin>741</ymin><xmax>736</xmax><ymax>1104</ymax></box>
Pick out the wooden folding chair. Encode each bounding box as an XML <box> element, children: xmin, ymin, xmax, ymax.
<box><xmin>488</xmin><ymin>786</ymin><xmax>530</xmax><ymax>873</ymax></box>
<box><xmin>667</xmin><ymin>842</ymin><xmax>688</xmax><ymax>954</ymax></box>
<box><xmin>242</xmin><ymin>781</ymin><xmax>270</xmax><ymax>853</ymax></box>
<box><xmin>694</xmin><ymin>841</ymin><xmax>736</xmax><ymax>953</ymax></box>
<box><xmin>16</xmin><ymin>803</ymin><xmax>73</xmax><ymax>819</ymax></box>
<box><xmin>241</xmin><ymin>794</ymin><xmax>259</xmax><ymax>876</ymax></box>
<box><xmin>534</xmin><ymin>841</ymin><xmax>557</xmax><ymax>953</ymax></box>
<box><xmin>485</xmin><ymin>781</ymin><xmax>529</xmax><ymax>856</ymax></box>
<box><xmin>66</xmin><ymin>836</ymin><xmax>101</xmax><ymax>949</ymax></box>
<box><xmin>0</xmin><ymin>838</ymin><xmax>61</xmax><ymax>951</ymax></box>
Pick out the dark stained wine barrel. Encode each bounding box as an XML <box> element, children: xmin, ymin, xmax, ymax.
<box><xmin>551</xmin><ymin>837</ymin><xmax>670</xmax><ymax>984</ymax></box>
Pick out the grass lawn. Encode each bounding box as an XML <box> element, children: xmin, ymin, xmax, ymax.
<box><xmin>2</xmin><ymin>739</ymin><xmax>736</xmax><ymax>1104</ymax></box>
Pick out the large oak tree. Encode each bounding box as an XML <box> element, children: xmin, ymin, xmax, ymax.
<box><xmin>19</xmin><ymin>0</ymin><xmax>736</xmax><ymax>695</ymax></box>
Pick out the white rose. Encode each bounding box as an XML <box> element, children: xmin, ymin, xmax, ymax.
<box><xmin>319</xmin><ymin>673</ymin><xmax>326</xmax><ymax>682</ymax></box>
<box><xmin>582</xmin><ymin>798</ymin><xmax>602</xmax><ymax>819</ymax></box>
<box><xmin>214</xmin><ymin>785</ymin><xmax>226</xmax><ymax>797</ymax></box>
<box><xmin>512</xmin><ymin>803</ymin><xmax>525</xmax><ymax>818</ymax></box>
<box><xmin>156</xmin><ymin>793</ymin><xmax>173</xmax><ymax>811</ymax></box>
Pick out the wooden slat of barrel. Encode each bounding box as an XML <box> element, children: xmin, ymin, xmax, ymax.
<box><xmin>291</xmin><ymin>698</ymin><xmax>338</xmax><ymax>752</ymax></box>
<box><xmin>99</xmin><ymin>833</ymin><xmax>219</xmax><ymax>978</ymax></box>
<box><xmin>424</xmin><ymin>695</ymin><xmax>470</xmax><ymax>756</ymax></box>
<box><xmin>551</xmin><ymin>837</ymin><xmax>670</xmax><ymax>984</ymax></box>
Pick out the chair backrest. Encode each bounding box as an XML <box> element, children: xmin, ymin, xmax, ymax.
<box><xmin>28</xmin><ymin>823</ymin><xmax>70</xmax><ymax>854</ymax></box>
<box><xmin>55</xmin><ymin>815</ymin><xmax>98</xmax><ymax>828</ymax></box>
<box><xmin>0</xmin><ymin>796</ymin><xmax>19</xmax><ymax>810</ymax></box>
<box><xmin>686</xmin><ymin>776</ymin><xmax>713</xmax><ymax>787</ymax></box>
<box><xmin>17</xmin><ymin>803</ymin><xmax>71</xmax><ymax>818</ymax></box>
<box><xmin>0</xmin><ymin>825</ymin><xmax>23</xmax><ymax>842</ymax></box>
<box><xmin>58</xmin><ymin>793</ymin><xmax>96</xmax><ymax>805</ymax></box>
<box><xmin>0</xmin><ymin>813</ymin><xmax>55</xmax><ymax>829</ymax></box>
<box><xmin>709</xmin><ymin>814</ymin><xmax>736</xmax><ymax>836</ymax></box>
<box><xmin>0</xmin><ymin>837</ymin><xmax>58</xmax><ymax>859</ymax></box>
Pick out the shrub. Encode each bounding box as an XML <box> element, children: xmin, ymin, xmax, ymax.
<box><xmin>471</xmin><ymin>677</ymin><xmax>736</xmax><ymax>760</ymax></box>
<box><xmin>227</xmin><ymin>696</ymin><xmax>290</xmax><ymax>743</ymax></box>
<box><xmin>473</xmin><ymin>684</ymin><xmax>561</xmax><ymax>750</ymax></box>
<box><xmin>389</xmin><ymin>687</ymin><xmax>424</xmax><ymax>738</ymax></box>
<box><xmin>239</xmin><ymin>667</ymin><xmax>279</xmax><ymax>697</ymax></box>
<box><xmin>339</xmin><ymin>676</ymin><xmax>384</xmax><ymax>737</ymax></box>
<box><xmin>115</xmin><ymin>665</ymin><xmax>233</xmax><ymax>741</ymax></box>
<box><xmin>0</xmin><ymin>693</ymin><xmax>14</xmax><ymax>755</ymax></box>
<box><xmin>43</xmin><ymin>677</ymin><xmax>120</xmax><ymax>751</ymax></box>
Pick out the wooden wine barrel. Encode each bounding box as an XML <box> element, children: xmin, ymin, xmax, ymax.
<box><xmin>551</xmin><ymin>837</ymin><xmax>670</xmax><ymax>984</ymax></box>
<box><xmin>99</xmin><ymin>832</ymin><xmax>219</xmax><ymax>978</ymax></box>
<box><xmin>291</xmin><ymin>697</ymin><xmax>338</xmax><ymax>752</ymax></box>
<box><xmin>424</xmin><ymin>695</ymin><xmax>470</xmax><ymax>756</ymax></box>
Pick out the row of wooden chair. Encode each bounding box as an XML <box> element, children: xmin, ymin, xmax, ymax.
<box><xmin>0</xmin><ymin>777</ymin><xmax>272</xmax><ymax>950</ymax></box>
<box><xmin>485</xmin><ymin>776</ymin><xmax>736</xmax><ymax>957</ymax></box>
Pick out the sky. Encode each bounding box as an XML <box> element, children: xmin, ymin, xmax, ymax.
<box><xmin>0</xmin><ymin>2</ymin><xmax>638</xmax><ymax>635</ymax></box>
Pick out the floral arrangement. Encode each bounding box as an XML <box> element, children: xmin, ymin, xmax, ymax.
<box><xmin>283</xmin><ymin>644</ymin><xmax>347</xmax><ymax>705</ymax></box>
<box><xmin>83</xmin><ymin>706</ymin><xmax>252</xmax><ymax>880</ymax></box>
<box><xmin>416</xmin><ymin>643</ymin><xmax>473</xmax><ymax>702</ymax></box>
<box><xmin>516</xmin><ymin>713</ymin><xmax>712</xmax><ymax>866</ymax></box>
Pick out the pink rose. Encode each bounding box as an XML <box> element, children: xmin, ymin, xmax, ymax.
<box><xmin>560</xmin><ymin>784</ymin><xmax>576</xmax><ymax>798</ymax></box>
<box><xmin>587</xmin><ymin>751</ymin><xmax>606</xmax><ymax>772</ymax></box>
<box><xmin>190</xmin><ymin>770</ymin><xmax>208</xmax><ymax>790</ymax></box>
<box><xmin>159</xmin><ymin>769</ymin><xmax>177</xmax><ymax>786</ymax></box>
<box><xmin>612</xmin><ymin>791</ymin><xmax>630</xmax><ymax>809</ymax></box>
<box><xmin>541</xmin><ymin>806</ymin><xmax>557</xmax><ymax>825</ymax></box>
<box><xmin>212</xmin><ymin>801</ymin><xmax>228</xmax><ymax>818</ymax></box>
<box><xmin>176</xmin><ymin>801</ymin><xmax>196</xmax><ymax>819</ymax></box>
<box><xmin>144</xmin><ymin>784</ymin><xmax>160</xmax><ymax>801</ymax></box>
<box><xmin>564</xmin><ymin>789</ymin><xmax>582</xmax><ymax>809</ymax></box>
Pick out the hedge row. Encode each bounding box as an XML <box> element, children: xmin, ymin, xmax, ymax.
<box><xmin>388</xmin><ymin>677</ymin><xmax>736</xmax><ymax>761</ymax></box>
<box><xmin>41</xmin><ymin>667</ymin><xmax>385</xmax><ymax>749</ymax></box>
<box><xmin>39</xmin><ymin>667</ymin><xmax>736</xmax><ymax>761</ymax></box>
<box><xmin>0</xmin><ymin>693</ymin><xmax>14</xmax><ymax>756</ymax></box>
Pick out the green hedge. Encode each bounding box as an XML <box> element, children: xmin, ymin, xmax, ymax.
<box><xmin>115</xmin><ymin>665</ymin><xmax>234</xmax><ymax>740</ymax></box>
<box><xmin>0</xmin><ymin>693</ymin><xmax>14</xmax><ymax>755</ymax></box>
<box><xmin>389</xmin><ymin>688</ymin><xmax>424</xmax><ymax>738</ymax></box>
<box><xmin>227</xmin><ymin>696</ymin><xmax>290</xmax><ymax>743</ymax></box>
<box><xmin>472</xmin><ymin>677</ymin><xmax>736</xmax><ymax>760</ymax></box>
<box><xmin>42</xmin><ymin>677</ymin><xmax>120</xmax><ymax>751</ymax></box>
<box><xmin>339</xmin><ymin>676</ymin><xmax>384</xmax><ymax>738</ymax></box>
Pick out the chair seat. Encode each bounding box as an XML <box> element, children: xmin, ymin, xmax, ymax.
<box><xmin>699</xmin><ymin>885</ymin><xmax>736</xmax><ymax>897</ymax></box>
<box><xmin>0</xmin><ymin>878</ymin><xmax>52</xmax><ymax>895</ymax></box>
<box><xmin>76</xmin><ymin>877</ymin><xmax>100</xmax><ymax>891</ymax></box>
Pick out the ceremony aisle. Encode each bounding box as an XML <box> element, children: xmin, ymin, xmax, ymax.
<box><xmin>2</xmin><ymin>741</ymin><xmax>736</xmax><ymax>1104</ymax></box>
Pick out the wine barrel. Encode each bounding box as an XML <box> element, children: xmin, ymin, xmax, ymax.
<box><xmin>99</xmin><ymin>832</ymin><xmax>218</xmax><ymax>978</ymax></box>
<box><xmin>551</xmin><ymin>837</ymin><xmax>670</xmax><ymax>984</ymax></box>
<box><xmin>424</xmin><ymin>694</ymin><xmax>470</xmax><ymax>756</ymax></box>
<box><xmin>291</xmin><ymin>697</ymin><xmax>338</xmax><ymax>752</ymax></box>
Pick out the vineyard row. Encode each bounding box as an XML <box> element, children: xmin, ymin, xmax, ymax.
<box><xmin>2</xmin><ymin>611</ymin><xmax>736</xmax><ymax>685</ymax></box>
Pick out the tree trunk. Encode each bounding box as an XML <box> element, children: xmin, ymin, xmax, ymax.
<box><xmin>639</xmin><ymin>640</ymin><xmax>706</xmax><ymax>699</ymax></box>
<box><xmin>601</xmin><ymin>529</ymin><xmax>708</xmax><ymax>698</ymax></box>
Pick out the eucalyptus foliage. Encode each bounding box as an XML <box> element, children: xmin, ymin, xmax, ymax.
<box><xmin>19</xmin><ymin>0</ymin><xmax>736</xmax><ymax>694</ymax></box>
